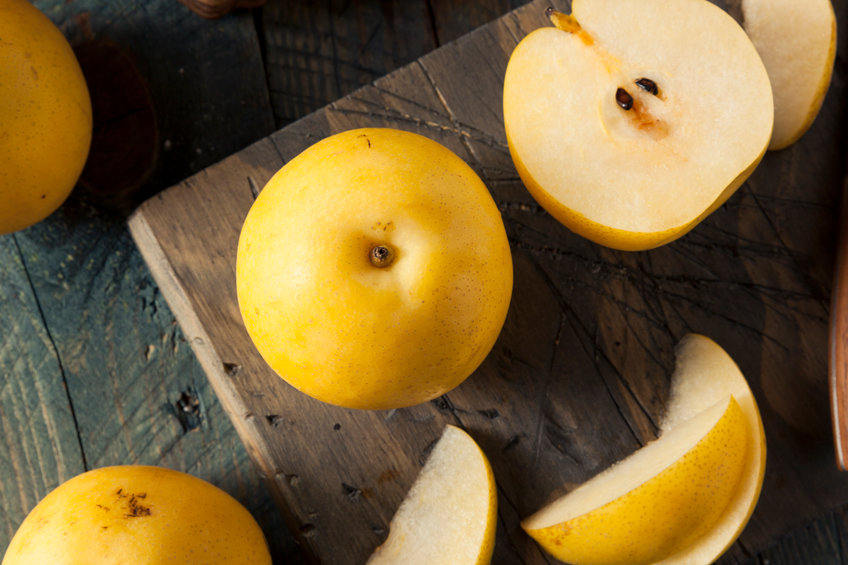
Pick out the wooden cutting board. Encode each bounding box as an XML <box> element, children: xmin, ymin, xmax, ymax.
<box><xmin>128</xmin><ymin>0</ymin><xmax>848</xmax><ymax>563</ymax></box>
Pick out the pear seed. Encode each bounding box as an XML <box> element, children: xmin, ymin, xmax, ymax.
<box><xmin>615</xmin><ymin>88</ymin><xmax>634</xmax><ymax>110</ymax></box>
<box><xmin>635</xmin><ymin>78</ymin><xmax>659</xmax><ymax>96</ymax></box>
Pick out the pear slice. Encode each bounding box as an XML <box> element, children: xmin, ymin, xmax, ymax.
<box><xmin>741</xmin><ymin>0</ymin><xmax>837</xmax><ymax>150</ymax></box>
<box><xmin>522</xmin><ymin>334</ymin><xmax>766</xmax><ymax>565</ymax></box>
<box><xmin>367</xmin><ymin>425</ymin><xmax>497</xmax><ymax>565</ymax></box>
<box><xmin>503</xmin><ymin>0</ymin><xmax>774</xmax><ymax>250</ymax></box>
<box><xmin>657</xmin><ymin>334</ymin><xmax>767</xmax><ymax>564</ymax></box>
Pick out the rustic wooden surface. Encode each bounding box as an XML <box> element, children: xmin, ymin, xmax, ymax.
<box><xmin>3</xmin><ymin>0</ymin><xmax>848</xmax><ymax>564</ymax></box>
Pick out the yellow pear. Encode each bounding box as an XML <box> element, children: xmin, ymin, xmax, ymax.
<box><xmin>2</xmin><ymin>465</ymin><xmax>271</xmax><ymax>565</ymax></box>
<box><xmin>742</xmin><ymin>0</ymin><xmax>837</xmax><ymax>150</ymax></box>
<box><xmin>502</xmin><ymin>0</ymin><xmax>774</xmax><ymax>250</ymax></box>
<box><xmin>0</xmin><ymin>0</ymin><xmax>92</xmax><ymax>234</ymax></box>
<box><xmin>237</xmin><ymin>128</ymin><xmax>513</xmax><ymax>410</ymax></box>
<box><xmin>522</xmin><ymin>334</ymin><xmax>766</xmax><ymax>565</ymax></box>
<box><xmin>367</xmin><ymin>425</ymin><xmax>497</xmax><ymax>565</ymax></box>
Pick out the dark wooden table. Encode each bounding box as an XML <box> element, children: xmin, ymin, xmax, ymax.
<box><xmin>2</xmin><ymin>1</ymin><xmax>848</xmax><ymax>563</ymax></box>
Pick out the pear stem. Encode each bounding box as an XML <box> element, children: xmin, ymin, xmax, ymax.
<box><xmin>369</xmin><ymin>245</ymin><xmax>395</xmax><ymax>268</ymax></box>
<box><xmin>546</xmin><ymin>8</ymin><xmax>593</xmax><ymax>45</ymax></box>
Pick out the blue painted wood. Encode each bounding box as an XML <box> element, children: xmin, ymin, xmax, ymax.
<box><xmin>4</xmin><ymin>201</ymin><xmax>301</xmax><ymax>561</ymax></box>
<box><xmin>0</xmin><ymin>235</ymin><xmax>86</xmax><ymax>546</ymax></box>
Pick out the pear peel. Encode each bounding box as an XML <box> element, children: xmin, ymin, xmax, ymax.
<box><xmin>523</xmin><ymin>396</ymin><xmax>748</xmax><ymax>565</ymax></box>
<box><xmin>656</xmin><ymin>334</ymin><xmax>767</xmax><ymax>565</ymax></box>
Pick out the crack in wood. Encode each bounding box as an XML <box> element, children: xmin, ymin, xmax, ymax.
<box><xmin>416</xmin><ymin>58</ymin><xmax>487</xmax><ymax>171</ymax></box>
<box><xmin>9</xmin><ymin>233</ymin><xmax>90</xmax><ymax>472</ymax></box>
<box><xmin>265</xmin><ymin>414</ymin><xmax>285</xmax><ymax>428</ymax></box>
<box><xmin>222</xmin><ymin>362</ymin><xmax>242</xmax><ymax>377</ymax></box>
<box><xmin>246</xmin><ymin>175</ymin><xmax>261</xmax><ymax>199</ymax></box>
<box><xmin>342</xmin><ymin>482</ymin><xmax>362</xmax><ymax>501</ymax></box>
<box><xmin>533</xmin><ymin>253</ymin><xmax>661</xmax><ymax>443</ymax></box>
<box><xmin>502</xmin><ymin>434</ymin><xmax>520</xmax><ymax>452</ymax></box>
<box><xmin>172</xmin><ymin>388</ymin><xmax>202</xmax><ymax>432</ymax></box>
<box><xmin>490</xmin><ymin>461</ymin><xmax>554</xmax><ymax>564</ymax></box>
<box><xmin>531</xmin><ymin>309</ymin><xmax>565</xmax><ymax>467</ymax></box>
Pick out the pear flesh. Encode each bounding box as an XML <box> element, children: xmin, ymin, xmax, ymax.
<box><xmin>367</xmin><ymin>425</ymin><xmax>497</xmax><ymax>565</ymax></box>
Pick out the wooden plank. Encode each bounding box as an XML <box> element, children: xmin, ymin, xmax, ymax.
<box><xmin>259</xmin><ymin>0</ymin><xmax>532</xmax><ymax>129</ymax></box>
<box><xmin>260</xmin><ymin>0</ymin><xmax>438</xmax><ymax>128</ymax></box>
<box><xmin>129</xmin><ymin>0</ymin><xmax>848</xmax><ymax>564</ymax></box>
<box><xmin>428</xmin><ymin>0</ymin><xmax>530</xmax><ymax>44</ymax></box>
<box><xmin>754</xmin><ymin>512</ymin><xmax>843</xmax><ymax>565</ymax></box>
<box><xmin>0</xmin><ymin>236</ymin><xmax>86</xmax><ymax>549</ymax></box>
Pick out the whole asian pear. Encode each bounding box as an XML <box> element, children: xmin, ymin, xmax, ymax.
<box><xmin>1</xmin><ymin>465</ymin><xmax>271</xmax><ymax>565</ymax></box>
<box><xmin>237</xmin><ymin>128</ymin><xmax>513</xmax><ymax>410</ymax></box>
<box><xmin>0</xmin><ymin>0</ymin><xmax>92</xmax><ymax>234</ymax></box>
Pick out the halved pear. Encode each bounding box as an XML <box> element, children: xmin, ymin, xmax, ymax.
<box><xmin>503</xmin><ymin>0</ymin><xmax>774</xmax><ymax>251</ymax></box>
<box><xmin>367</xmin><ymin>425</ymin><xmax>497</xmax><ymax>565</ymax></box>
<box><xmin>522</xmin><ymin>334</ymin><xmax>766</xmax><ymax>565</ymax></box>
<box><xmin>742</xmin><ymin>0</ymin><xmax>837</xmax><ymax>150</ymax></box>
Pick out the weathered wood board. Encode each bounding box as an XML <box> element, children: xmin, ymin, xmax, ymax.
<box><xmin>128</xmin><ymin>0</ymin><xmax>848</xmax><ymax>563</ymax></box>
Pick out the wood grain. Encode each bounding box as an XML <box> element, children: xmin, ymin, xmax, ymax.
<box><xmin>128</xmin><ymin>0</ymin><xmax>848</xmax><ymax>563</ymax></box>
<box><xmin>831</xmin><ymin>177</ymin><xmax>848</xmax><ymax>471</ymax></box>
<box><xmin>0</xmin><ymin>237</ymin><xmax>86</xmax><ymax>545</ymax></box>
<box><xmin>260</xmin><ymin>0</ymin><xmax>439</xmax><ymax>129</ymax></box>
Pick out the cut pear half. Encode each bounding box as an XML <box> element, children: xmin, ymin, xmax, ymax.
<box><xmin>522</xmin><ymin>334</ymin><xmax>766</xmax><ymax>565</ymax></box>
<box><xmin>742</xmin><ymin>0</ymin><xmax>837</xmax><ymax>150</ymax></box>
<box><xmin>367</xmin><ymin>425</ymin><xmax>497</xmax><ymax>565</ymax></box>
<box><xmin>503</xmin><ymin>0</ymin><xmax>774</xmax><ymax>250</ymax></box>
